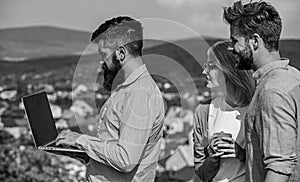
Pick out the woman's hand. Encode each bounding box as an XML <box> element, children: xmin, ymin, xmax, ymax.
<box><xmin>215</xmin><ymin>136</ymin><xmax>236</xmax><ymax>158</ymax></box>
<box><xmin>207</xmin><ymin>135</ymin><xmax>224</xmax><ymax>161</ymax></box>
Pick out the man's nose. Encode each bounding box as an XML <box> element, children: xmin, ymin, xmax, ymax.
<box><xmin>97</xmin><ymin>61</ymin><xmax>105</xmax><ymax>73</ymax></box>
<box><xmin>228</xmin><ymin>46</ymin><xmax>239</xmax><ymax>56</ymax></box>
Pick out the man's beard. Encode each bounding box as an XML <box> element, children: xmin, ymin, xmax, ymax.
<box><xmin>102</xmin><ymin>52</ymin><xmax>122</xmax><ymax>91</ymax></box>
<box><xmin>235</xmin><ymin>43</ymin><xmax>254</xmax><ymax>70</ymax></box>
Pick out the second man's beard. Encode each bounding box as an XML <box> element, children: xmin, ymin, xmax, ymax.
<box><xmin>235</xmin><ymin>44</ymin><xmax>254</xmax><ymax>70</ymax></box>
<box><xmin>102</xmin><ymin>53</ymin><xmax>122</xmax><ymax>91</ymax></box>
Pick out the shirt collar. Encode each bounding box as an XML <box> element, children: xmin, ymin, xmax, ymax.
<box><xmin>119</xmin><ymin>64</ymin><xmax>148</xmax><ymax>87</ymax></box>
<box><xmin>253</xmin><ymin>58</ymin><xmax>289</xmax><ymax>83</ymax></box>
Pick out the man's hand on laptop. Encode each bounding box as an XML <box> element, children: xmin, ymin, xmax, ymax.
<box><xmin>56</xmin><ymin>130</ymin><xmax>81</xmax><ymax>147</ymax></box>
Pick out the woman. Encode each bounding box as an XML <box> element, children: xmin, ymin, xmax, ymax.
<box><xmin>193</xmin><ymin>40</ymin><xmax>255</xmax><ymax>182</ymax></box>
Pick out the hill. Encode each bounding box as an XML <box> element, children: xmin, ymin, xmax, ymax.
<box><xmin>0</xmin><ymin>26</ymin><xmax>299</xmax><ymax>92</ymax></box>
<box><xmin>279</xmin><ymin>39</ymin><xmax>300</xmax><ymax>69</ymax></box>
<box><xmin>1</xmin><ymin>26</ymin><xmax>298</xmax><ymax>68</ymax></box>
<box><xmin>0</xmin><ymin>26</ymin><xmax>93</xmax><ymax>61</ymax></box>
<box><xmin>0</xmin><ymin>26</ymin><xmax>165</xmax><ymax>61</ymax></box>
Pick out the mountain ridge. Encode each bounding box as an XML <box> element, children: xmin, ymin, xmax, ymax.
<box><xmin>0</xmin><ymin>26</ymin><xmax>93</xmax><ymax>61</ymax></box>
<box><xmin>0</xmin><ymin>26</ymin><xmax>299</xmax><ymax>70</ymax></box>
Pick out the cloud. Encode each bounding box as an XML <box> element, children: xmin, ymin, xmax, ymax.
<box><xmin>188</xmin><ymin>12</ymin><xmax>228</xmax><ymax>37</ymax></box>
<box><xmin>186</xmin><ymin>0</ymin><xmax>300</xmax><ymax>39</ymax></box>
<box><xmin>156</xmin><ymin>0</ymin><xmax>201</xmax><ymax>9</ymax></box>
<box><xmin>156</xmin><ymin>0</ymin><xmax>237</xmax><ymax>9</ymax></box>
<box><xmin>154</xmin><ymin>0</ymin><xmax>236</xmax><ymax>38</ymax></box>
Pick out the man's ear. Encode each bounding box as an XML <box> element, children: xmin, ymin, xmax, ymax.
<box><xmin>116</xmin><ymin>45</ymin><xmax>127</xmax><ymax>62</ymax></box>
<box><xmin>250</xmin><ymin>33</ymin><xmax>261</xmax><ymax>51</ymax></box>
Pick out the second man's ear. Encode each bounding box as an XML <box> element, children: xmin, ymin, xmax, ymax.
<box><xmin>116</xmin><ymin>45</ymin><xmax>126</xmax><ymax>62</ymax></box>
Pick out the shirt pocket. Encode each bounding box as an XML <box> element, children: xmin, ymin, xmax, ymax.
<box><xmin>106</xmin><ymin>92</ymin><xmax>129</xmax><ymax>132</ymax></box>
<box><xmin>105</xmin><ymin>105</ymin><xmax>120</xmax><ymax>132</ymax></box>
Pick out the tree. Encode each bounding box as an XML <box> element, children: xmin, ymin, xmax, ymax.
<box><xmin>0</xmin><ymin>130</ymin><xmax>85</xmax><ymax>182</ymax></box>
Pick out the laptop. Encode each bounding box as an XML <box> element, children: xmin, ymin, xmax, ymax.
<box><xmin>22</xmin><ymin>91</ymin><xmax>89</xmax><ymax>163</ymax></box>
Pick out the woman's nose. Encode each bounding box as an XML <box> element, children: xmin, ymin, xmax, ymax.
<box><xmin>202</xmin><ymin>67</ymin><xmax>208</xmax><ymax>75</ymax></box>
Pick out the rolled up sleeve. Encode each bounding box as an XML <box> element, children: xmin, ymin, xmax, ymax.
<box><xmin>193</xmin><ymin>106</ymin><xmax>206</xmax><ymax>167</ymax></box>
<box><xmin>76</xmin><ymin>89</ymin><xmax>154</xmax><ymax>173</ymax></box>
<box><xmin>260</xmin><ymin>89</ymin><xmax>297</xmax><ymax>175</ymax></box>
<box><xmin>193</xmin><ymin>104</ymin><xmax>220</xmax><ymax>182</ymax></box>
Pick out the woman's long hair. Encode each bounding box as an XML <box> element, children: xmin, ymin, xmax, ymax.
<box><xmin>211</xmin><ymin>40</ymin><xmax>255</xmax><ymax>107</ymax></box>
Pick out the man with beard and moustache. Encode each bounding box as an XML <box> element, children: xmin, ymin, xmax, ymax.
<box><xmin>224</xmin><ymin>1</ymin><xmax>300</xmax><ymax>182</ymax></box>
<box><xmin>101</xmin><ymin>52</ymin><xmax>122</xmax><ymax>91</ymax></box>
<box><xmin>55</xmin><ymin>16</ymin><xmax>165</xmax><ymax>182</ymax></box>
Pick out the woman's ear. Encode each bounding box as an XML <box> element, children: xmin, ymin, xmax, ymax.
<box><xmin>116</xmin><ymin>45</ymin><xmax>127</xmax><ymax>62</ymax></box>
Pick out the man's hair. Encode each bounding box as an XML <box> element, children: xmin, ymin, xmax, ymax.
<box><xmin>223</xmin><ymin>1</ymin><xmax>282</xmax><ymax>51</ymax></box>
<box><xmin>91</xmin><ymin>16</ymin><xmax>143</xmax><ymax>57</ymax></box>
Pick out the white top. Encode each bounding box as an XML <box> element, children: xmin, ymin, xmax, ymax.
<box><xmin>208</xmin><ymin>96</ymin><xmax>246</xmax><ymax>182</ymax></box>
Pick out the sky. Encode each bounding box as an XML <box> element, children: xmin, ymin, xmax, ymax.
<box><xmin>0</xmin><ymin>0</ymin><xmax>299</xmax><ymax>40</ymax></box>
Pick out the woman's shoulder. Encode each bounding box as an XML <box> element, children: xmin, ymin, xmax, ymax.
<box><xmin>194</xmin><ymin>99</ymin><xmax>212</xmax><ymax>137</ymax></box>
<box><xmin>194</xmin><ymin>98</ymin><xmax>213</xmax><ymax>118</ymax></box>
<box><xmin>195</xmin><ymin>98</ymin><xmax>212</xmax><ymax>111</ymax></box>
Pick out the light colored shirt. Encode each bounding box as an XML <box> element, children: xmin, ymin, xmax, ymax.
<box><xmin>245</xmin><ymin>59</ymin><xmax>300</xmax><ymax>182</ymax></box>
<box><xmin>208</xmin><ymin>97</ymin><xmax>246</xmax><ymax>182</ymax></box>
<box><xmin>193</xmin><ymin>97</ymin><xmax>246</xmax><ymax>182</ymax></box>
<box><xmin>75</xmin><ymin>65</ymin><xmax>165</xmax><ymax>182</ymax></box>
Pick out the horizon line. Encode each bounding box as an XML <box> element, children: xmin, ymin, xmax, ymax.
<box><xmin>0</xmin><ymin>24</ymin><xmax>299</xmax><ymax>40</ymax></box>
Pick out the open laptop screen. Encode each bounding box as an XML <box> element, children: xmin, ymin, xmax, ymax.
<box><xmin>23</xmin><ymin>91</ymin><xmax>58</xmax><ymax>147</ymax></box>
